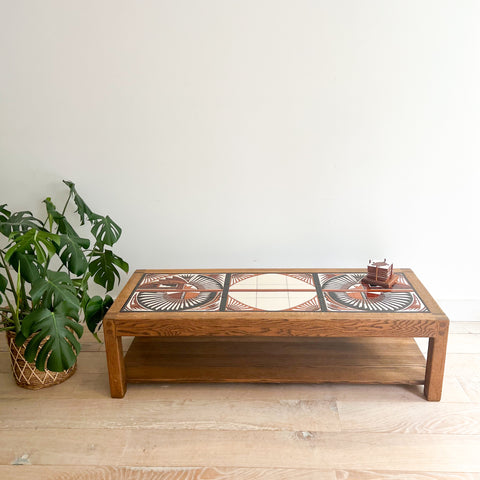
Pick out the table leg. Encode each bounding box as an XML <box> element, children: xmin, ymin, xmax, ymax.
<box><xmin>424</xmin><ymin>320</ymin><xmax>449</xmax><ymax>401</ymax></box>
<box><xmin>104</xmin><ymin>318</ymin><xmax>127</xmax><ymax>398</ymax></box>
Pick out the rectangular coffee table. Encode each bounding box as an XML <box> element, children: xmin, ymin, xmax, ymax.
<box><xmin>103</xmin><ymin>268</ymin><xmax>449</xmax><ymax>400</ymax></box>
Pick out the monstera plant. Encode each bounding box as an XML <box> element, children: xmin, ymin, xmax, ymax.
<box><xmin>0</xmin><ymin>180</ymin><xmax>128</xmax><ymax>379</ymax></box>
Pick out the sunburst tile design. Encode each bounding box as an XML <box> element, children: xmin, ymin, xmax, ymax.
<box><xmin>319</xmin><ymin>273</ymin><xmax>428</xmax><ymax>313</ymax></box>
<box><xmin>122</xmin><ymin>273</ymin><xmax>224</xmax><ymax>312</ymax></box>
<box><xmin>226</xmin><ymin>273</ymin><xmax>319</xmax><ymax>312</ymax></box>
<box><xmin>121</xmin><ymin>272</ymin><xmax>428</xmax><ymax>313</ymax></box>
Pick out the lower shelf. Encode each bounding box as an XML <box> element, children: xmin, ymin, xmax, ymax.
<box><xmin>124</xmin><ymin>336</ymin><xmax>426</xmax><ymax>385</ymax></box>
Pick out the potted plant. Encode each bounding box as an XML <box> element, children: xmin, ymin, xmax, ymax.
<box><xmin>0</xmin><ymin>180</ymin><xmax>128</xmax><ymax>388</ymax></box>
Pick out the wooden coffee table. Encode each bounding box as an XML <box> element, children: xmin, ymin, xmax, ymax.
<box><xmin>103</xmin><ymin>268</ymin><xmax>449</xmax><ymax>401</ymax></box>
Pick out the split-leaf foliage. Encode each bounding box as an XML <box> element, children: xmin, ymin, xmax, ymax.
<box><xmin>0</xmin><ymin>181</ymin><xmax>128</xmax><ymax>371</ymax></box>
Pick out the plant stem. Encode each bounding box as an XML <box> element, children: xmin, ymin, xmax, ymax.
<box><xmin>61</xmin><ymin>190</ymin><xmax>73</xmax><ymax>217</ymax></box>
<box><xmin>0</xmin><ymin>249</ymin><xmax>18</xmax><ymax>305</ymax></box>
<box><xmin>0</xmin><ymin>283</ymin><xmax>19</xmax><ymax>331</ymax></box>
<box><xmin>79</xmin><ymin>243</ymin><xmax>100</xmax><ymax>310</ymax></box>
<box><xmin>0</xmin><ymin>326</ymin><xmax>15</xmax><ymax>331</ymax></box>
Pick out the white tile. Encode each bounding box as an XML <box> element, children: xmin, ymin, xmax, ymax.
<box><xmin>256</xmin><ymin>274</ymin><xmax>288</xmax><ymax>288</ymax></box>
<box><xmin>256</xmin><ymin>297</ymin><xmax>291</xmax><ymax>311</ymax></box>
<box><xmin>256</xmin><ymin>291</ymin><xmax>289</xmax><ymax>300</ymax></box>
<box><xmin>286</xmin><ymin>276</ymin><xmax>314</xmax><ymax>289</ymax></box>
<box><xmin>288</xmin><ymin>292</ymin><xmax>318</xmax><ymax>309</ymax></box>
<box><xmin>228</xmin><ymin>292</ymin><xmax>257</xmax><ymax>308</ymax></box>
<box><xmin>230</xmin><ymin>277</ymin><xmax>257</xmax><ymax>289</ymax></box>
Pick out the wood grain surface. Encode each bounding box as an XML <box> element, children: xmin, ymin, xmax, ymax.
<box><xmin>338</xmin><ymin>402</ymin><xmax>480</xmax><ymax>434</ymax></box>
<box><xmin>336</xmin><ymin>471</ymin><xmax>480</xmax><ymax>480</ymax></box>
<box><xmin>1</xmin><ymin>429</ymin><xmax>480</xmax><ymax>470</ymax></box>
<box><xmin>1</xmin><ymin>325</ymin><xmax>478</xmax><ymax>479</ymax></box>
<box><xmin>103</xmin><ymin>268</ymin><xmax>449</xmax><ymax>399</ymax></box>
<box><xmin>0</xmin><ymin>466</ymin><xmax>336</xmax><ymax>480</ymax></box>
<box><xmin>124</xmin><ymin>337</ymin><xmax>426</xmax><ymax>385</ymax></box>
<box><xmin>0</xmin><ymin>398</ymin><xmax>341</xmax><ymax>432</ymax></box>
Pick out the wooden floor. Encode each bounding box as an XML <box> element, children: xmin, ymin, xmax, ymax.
<box><xmin>1</xmin><ymin>322</ymin><xmax>480</xmax><ymax>479</ymax></box>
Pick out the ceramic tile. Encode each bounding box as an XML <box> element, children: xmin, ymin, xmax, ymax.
<box><xmin>122</xmin><ymin>273</ymin><xmax>224</xmax><ymax>312</ymax></box>
<box><xmin>256</xmin><ymin>274</ymin><xmax>288</xmax><ymax>288</ymax></box>
<box><xmin>225</xmin><ymin>295</ymin><xmax>259</xmax><ymax>311</ymax></box>
<box><xmin>121</xmin><ymin>272</ymin><xmax>429</xmax><ymax>314</ymax></box>
<box><xmin>323</xmin><ymin>290</ymin><xmax>427</xmax><ymax>313</ymax></box>
<box><xmin>318</xmin><ymin>273</ymin><xmax>428</xmax><ymax>313</ymax></box>
<box><xmin>124</xmin><ymin>290</ymin><xmax>223</xmax><ymax>312</ymax></box>
<box><xmin>289</xmin><ymin>293</ymin><xmax>319</xmax><ymax>309</ymax></box>
<box><xmin>286</xmin><ymin>274</ymin><xmax>316</xmax><ymax>289</ymax></box>
<box><xmin>256</xmin><ymin>297</ymin><xmax>291</xmax><ymax>311</ymax></box>
<box><xmin>228</xmin><ymin>292</ymin><xmax>257</xmax><ymax>306</ymax></box>
<box><xmin>289</xmin><ymin>291</ymin><xmax>318</xmax><ymax>302</ymax></box>
<box><xmin>256</xmin><ymin>291</ymin><xmax>289</xmax><ymax>300</ymax></box>
<box><xmin>229</xmin><ymin>274</ymin><xmax>257</xmax><ymax>290</ymax></box>
<box><xmin>138</xmin><ymin>273</ymin><xmax>225</xmax><ymax>290</ymax></box>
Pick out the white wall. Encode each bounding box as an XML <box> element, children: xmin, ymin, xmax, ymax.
<box><xmin>1</xmin><ymin>1</ymin><xmax>479</xmax><ymax>307</ymax></box>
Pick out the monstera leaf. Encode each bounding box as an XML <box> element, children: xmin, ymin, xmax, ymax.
<box><xmin>5</xmin><ymin>229</ymin><xmax>60</xmax><ymax>265</ymax></box>
<box><xmin>30</xmin><ymin>271</ymin><xmax>80</xmax><ymax>316</ymax></box>
<box><xmin>0</xmin><ymin>207</ymin><xmax>43</xmax><ymax>236</ymax></box>
<box><xmin>58</xmin><ymin>235</ymin><xmax>88</xmax><ymax>276</ymax></box>
<box><xmin>89</xmin><ymin>249</ymin><xmax>128</xmax><ymax>291</ymax></box>
<box><xmin>84</xmin><ymin>294</ymin><xmax>113</xmax><ymax>334</ymax></box>
<box><xmin>0</xmin><ymin>272</ymin><xmax>7</xmax><ymax>293</ymax></box>
<box><xmin>0</xmin><ymin>204</ymin><xmax>10</xmax><ymax>223</ymax></box>
<box><xmin>44</xmin><ymin>197</ymin><xmax>90</xmax><ymax>244</ymax></box>
<box><xmin>6</xmin><ymin>251</ymin><xmax>43</xmax><ymax>284</ymax></box>
<box><xmin>0</xmin><ymin>272</ymin><xmax>7</xmax><ymax>303</ymax></box>
<box><xmin>43</xmin><ymin>198</ymin><xmax>90</xmax><ymax>275</ymax></box>
<box><xmin>19</xmin><ymin>302</ymin><xmax>83</xmax><ymax>371</ymax></box>
<box><xmin>91</xmin><ymin>216</ymin><xmax>122</xmax><ymax>247</ymax></box>
<box><xmin>63</xmin><ymin>180</ymin><xmax>96</xmax><ymax>225</ymax></box>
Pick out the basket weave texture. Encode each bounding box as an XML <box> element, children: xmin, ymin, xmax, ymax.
<box><xmin>6</xmin><ymin>330</ymin><xmax>76</xmax><ymax>389</ymax></box>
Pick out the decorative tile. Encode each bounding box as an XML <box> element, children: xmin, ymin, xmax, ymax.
<box><xmin>137</xmin><ymin>273</ymin><xmax>225</xmax><ymax>290</ymax></box>
<box><xmin>319</xmin><ymin>272</ymin><xmax>428</xmax><ymax>313</ymax></box>
<box><xmin>285</xmin><ymin>273</ymin><xmax>316</xmax><ymax>288</ymax></box>
<box><xmin>288</xmin><ymin>291</ymin><xmax>319</xmax><ymax>307</ymax></box>
<box><xmin>227</xmin><ymin>292</ymin><xmax>257</xmax><ymax>308</ymax></box>
<box><xmin>124</xmin><ymin>290</ymin><xmax>222</xmax><ymax>312</ymax></box>
<box><xmin>256</xmin><ymin>274</ymin><xmax>288</xmax><ymax>289</ymax></box>
<box><xmin>230</xmin><ymin>273</ymin><xmax>258</xmax><ymax>289</ymax></box>
<box><xmin>225</xmin><ymin>295</ymin><xmax>260</xmax><ymax>311</ymax></box>
<box><xmin>121</xmin><ymin>272</ymin><xmax>428</xmax><ymax>313</ymax></box>
<box><xmin>289</xmin><ymin>295</ymin><xmax>321</xmax><ymax>311</ymax></box>
<box><xmin>256</xmin><ymin>296</ymin><xmax>291</xmax><ymax>311</ymax></box>
<box><xmin>122</xmin><ymin>273</ymin><xmax>224</xmax><ymax>312</ymax></box>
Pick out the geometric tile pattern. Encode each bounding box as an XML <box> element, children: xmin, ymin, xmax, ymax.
<box><xmin>121</xmin><ymin>272</ymin><xmax>429</xmax><ymax>313</ymax></box>
<box><xmin>319</xmin><ymin>273</ymin><xmax>428</xmax><ymax>313</ymax></box>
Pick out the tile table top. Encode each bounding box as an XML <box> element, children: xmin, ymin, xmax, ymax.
<box><xmin>121</xmin><ymin>272</ymin><xmax>429</xmax><ymax>314</ymax></box>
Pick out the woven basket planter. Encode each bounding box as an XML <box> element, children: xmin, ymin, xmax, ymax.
<box><xmin>5</xmin><ymin>330</ymin><xmax>77</xmax><ymax>390</ymax></box>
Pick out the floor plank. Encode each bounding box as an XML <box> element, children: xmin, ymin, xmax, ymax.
<box><xmin>457</xmin><ymin>376</ymin><xmax>480</xmax><ymax>403</ymax></box>
<box><xmin>0</xmin><ymin>466</ymin><xmax>335</xmax><ymax>480</ymax></box>
<box><xmin>446</xmin><ymin>335</ymin><xmax>480</xmax><ymax>354</ymax></box>
<box><xmin>1</xmin><ymin>430</ymin><xmax>480</xmax><ymax>471</ymax></box>
<box><xmin>336</xmin><ymin>471</ymin><xmax>480</xmax><ymax>479</ymax></box>
<box><xmin>338</xmin><ymin>402</ymin><xmax>480</xmax><ymax>434</ymax></box>
<box><xmin>0</xmin><ymin>371</ymin><xmax>468</xmax><ymax>403</ymax></box>
<box><xmin>2</xmin><ymin>323</ymin><xmax>480</xmax><ymax>476</ymax></box>
<box><xmin>0</xmin><ymin>398</ymin><xmax>341</xmax><ymax>432</ymax></box>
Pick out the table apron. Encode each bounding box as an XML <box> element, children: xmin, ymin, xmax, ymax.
<box><xmin>111</xmin><ymin>318</ymin><xmax>444</xmax><ymax>338</ymax></box>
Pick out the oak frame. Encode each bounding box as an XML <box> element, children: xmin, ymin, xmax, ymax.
<box><xmin>104</xmin><ymin>268</ymin><xmax>449</xmax><ymax>400</ymax></box>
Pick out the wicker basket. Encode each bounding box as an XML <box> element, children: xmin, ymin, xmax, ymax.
<box><xmin>6</xmin><ymin>330</ymin><xmax>77</xmax><ymax>390</ymax></box>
